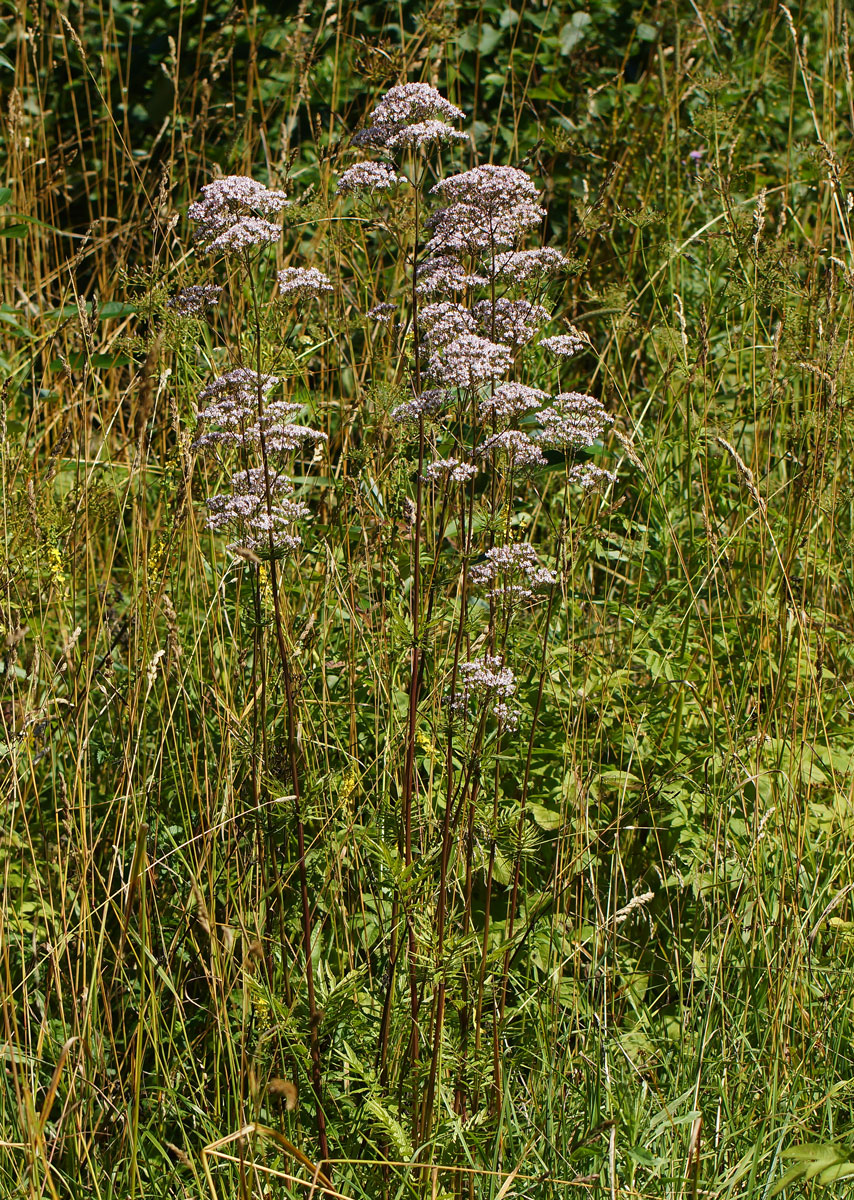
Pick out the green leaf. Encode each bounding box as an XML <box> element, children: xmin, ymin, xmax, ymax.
<box><xmin>559</xmin><ymin>11</ymin><xmax>591</xmax><ymax>54</ymax></box>
<box><xmin>0</xmin><ymin>187</ymin><xmax>11</xmax><ymax>206</ymax></box>
<box><xmin>0</xmin><ymin>224</ymin><xmax>27</xmax><ymax>238</ymax></box>
<box><xmin>98</xmin><ymin>301</ymin><xmax>137</xmax><ymax>319</ymax></box>
<box><xmin>478</xmin><ymin>23</ymin><xmax>503</xmax><ymax>55</ymax></box>
<box><xmin>529</xmin><ymin>803</ymin><xmax>561</xmax><ymax>831</ymax></box>
<box><xmin>636</xmin><ymin>22</ymin><xmax>658</xmax><ymax>41</ymax></box>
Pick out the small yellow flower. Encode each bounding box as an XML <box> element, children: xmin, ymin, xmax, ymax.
<box><xmin>148</xmin><ymin>538</ymin><xmax>167</xmax><ymax>592</ymax></box>
<box><xmin>416</xmin><ymin>729</ymin><xmax>436</xmax><ymax>758</ymax></box>
<box><xmin>46</xmin><ymin>543</ymin><xmax>66</xmax><ymax>595</ymax></box>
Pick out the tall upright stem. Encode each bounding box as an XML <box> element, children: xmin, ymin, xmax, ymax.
<box><xmin>401</xmin><ymin>164</ymin><xmax>425</xmax><ymax>1116</ymax></box>
<box><xmin>246</xmin><ymin>261</ymin><xmax>330</xmax><ymax>1170</ymax></box>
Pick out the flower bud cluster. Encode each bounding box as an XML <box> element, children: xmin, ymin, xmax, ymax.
<box><xmin>168</xmin><ymin>284</ymin><xmax>222</xmax><ymax>315</ymax></box>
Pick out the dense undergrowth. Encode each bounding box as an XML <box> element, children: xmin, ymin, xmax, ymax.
<box><xmin>3</xmin><ymin>1</ymin><xmax>854</xmax><ymax>1198</ymax></box>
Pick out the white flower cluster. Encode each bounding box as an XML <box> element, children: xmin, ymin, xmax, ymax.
<box><xmin>205</xmin><ymin>476</ymin><xmax>310</xmax><ymax>553</ymax></box>
<box><xmin>568</xmin><ymin>463</ymin><xmax>617</xmax><ymax>492</ymax></box>
<box><xmin>367</xmin><ymin>302</ymin><xmax>396</xmax><ymax>324</ymax></box>
<box><xmin>535</xmin><ymin>392</ymin><xmax>613</xmax><ymax>452</ymax></box>
<box><xmin>492</xmin><ymin>247</ymin><xmax>571</xmax><ymax>282</ymax></box>
<box><xmin>450</xmin><ymin>654</ymin><xmax>519</xmax><ymax>727</ymax></box>
<box><xmin>194</xmin><ymin>368</ymin><xmax>278</xmax><ymax>446</ymax></box>
<box><xmin>188</xmin><ymin>175</ymin><xmax>289</xmax><ymax>253</ymax></box>
<box><xmin>426</xmin><ymin>334</ymin><xmax>512</xmax><ymax>388</ymax></box>
<box><xmin>418</xmin><ymin>301</ymin><xmax>477</xmax><ymax>348</ymax></box>
<box><xmin>390</xmin><ymin>389</ymin><xmax>447</xmax><ymax>425</ymax></box>
<box><xmin>478</xmin><ymin>429</ymin><xmax>547</xmax><ymax>469</ymax></box>
<box><xmin>540</xmin><ymin>331</ymin><xmax>587</xmax><ymax>358</ymax></box>
<box><xmin>276</xmin><ymin>266</ymin><xmax>333</xmax><ymax>300</ymax></box>
<box><xmin>416</xmin><ymin>255</ymin><xmax>488</xmax><ymax>296</ymax></box>
<box><xmin>428</xmin><ymin>165</ymin><xmax>545</xmax><ymax>253</ymax></box>
<box><xmin>336</xmin><ymin>161</ymin><xmax>407</xmax><ymax>195</ymax></box>
<box><xmin>469</xmin><ymin>542</ymin><xmax>556</xmax><ymax>601</ymax></box>
<box><xmin>193</xmin><ymin>368</ymin><xmax>327</xmax><ymax>463</ymax></box>
<box><xmin>474</xmin><ymin>297</ymin><xmax>550</xmax><ymax>345</ymax></box>
<box><xmin>353</xmin><ymin>83</ymin><xmax>467</xmax><ymax>151</ymax></box>
<box><xmin>168</xmin><ymin>284</ymin><xmax>222</xmax><ymax>315</ymax></box>
<box><xmin>478</xmin><ymin>382</ymin><xmax>549</xmax><ymax>421</ymax></box>
<box><xmin>423</xmin><ymin>457</ymin><xmax>478</xmax><ymax>483</ymax></box>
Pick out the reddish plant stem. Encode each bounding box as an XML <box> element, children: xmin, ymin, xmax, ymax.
<box><xmin>247</xmin><ymin>261</ymin><xmax>330</xmax><ymax>1171</ymax></box>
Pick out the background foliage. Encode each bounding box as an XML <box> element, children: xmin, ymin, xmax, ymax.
<box><xmin>4</xmin><ymin>0</ymin><xmax>854</xmax><ymax>1197</ymax></box>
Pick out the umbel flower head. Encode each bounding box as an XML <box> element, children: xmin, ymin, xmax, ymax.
<box><xmin>491</xmin><ymin>247</ymin><xmax>572</xmax><ymax>282</ymax></box>
<box><xmin>168</xmin><ymin>284</ymin><xmax>222</xmax><ymax>315</ymax></box>
<box><xmin>418</xmin><ymin>301</ymin><xmax>477</xmax><ymax>348</ymax></box>
<box><xmin>206</xmin><ymin>469</ymin><xmax>311</xmax><ymax>554</ymax></box>
<box><xmin>469</xmin><ymin>542</ymin><xmax>556</xmax><ymax>601</ymax></box>
<box><xmin>540</xmin><ymin>330</ymin><xmax>588</xmax><ymax>358</ymax></box>
<box><xmin>473</xmin><ymin>297</ymin><xmax>551</xmax><ymax>346</ymax></box>
<box><xmin>568</xmin><ymin>463</ymin><xmax>617</xmax><ymax>492</ymax></box>
<box><xmin>276</xmin><ymin>266</ymin><xmax>333</xmax><ymax>300</ymax></box>
<box><xmin>477</xmin><ymin>382</ymin><xmax>550</xmax><ymax>422</ymax></box>
<box><xmin>427</xmin><ymin>165</ymin><xmax>546</xmax><ymax>253</ymax></box>
<box><xmin>426</xmin><ymin>334</ymin><xmax>512</xmax><ymax>389</ymax></box>
<box><xmin>390</xmin><ymin>389</ymin><xmax>447</xmax><ymax>425</ymax></box>
<box><xmin>367</xmin><ymin>301</ymin><xmax>396</xmax><ymax>325</ymax></box>
<box><xmin>188</xmin><ymin>175</ymin><xmax>289</xmax><ymax>252</ymax></box>
<box><xmin>192</xmin><ymin>368</ymin><xmax>327</xmax><ymax>456</ymax></box>
<box><xmin>193</xmin><ymin>368</ymin><xmax>278</xmax><ymax>446</ymax></box>
<box><xmin>354</xmin><ymin>83</ymin><xmax>467</xmax><ymax>151</ymax></box>
<box><xmin>416</xmin><ymin>255</ymin><xmax>488</xmax><ymax>296</ymax></box>
<box><xmin>477</xmin><ymin>429</ymin><xmax>547</xmax><ymax>469</ymax></box>
<box><xmin>336</xmin><ymin>161</ymin><xmax>407</xmax><ymax>195</ymax></box>
<box><xmin>449</xmin><ymin>654</ymin><xmax>520</xmax><ymax>728</ymax></box>
<box><xmin>423</xmin><ymin>457</ymin><xmax>478</xmax><ymax>483</ymax></box>
<box><xmin>534</xmin><ymin>392</ymin><xmax>613</xmax><ymax>452</ymax></box>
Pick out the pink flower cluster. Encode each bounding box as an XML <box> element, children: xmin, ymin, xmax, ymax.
<box><xmin>469</xmin><ymin>542</ymin><xmax>556</xmax><ymax>601</ymax></box>
<box><xmin>277</xmin><ymin>267</ymin><xmax>333</xmax><ymax>300</ymax></box>
<box><xmin>336</xmin><ymin>162</ymin><xmax>407</xmax><ymax>195</ymax></box>
<box><xmin>450</xmin><ymin>654</ymin><xmax>519</xmax><ymax>728</ymax></box>
<box><xmin>188</xmin><ymin>175</ymin><xmax>289</xmax><ymax>253</ymax></box>
<box><xmin>353</xmin><ymin>83</ymin><xmax>467</xmax><ymax>152</ymax></box>
<box><xmin>427</xmin><ymin>166</ymin><xmax>545</xmax><ymax>253</ymax></box>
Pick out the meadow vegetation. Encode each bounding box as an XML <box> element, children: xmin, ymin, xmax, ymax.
<box><xmin>3</xmin><ymin>1</ymin><xmax>854</xmax><ymax>1197</ymax></box>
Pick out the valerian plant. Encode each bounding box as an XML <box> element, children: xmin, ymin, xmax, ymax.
<box><xmin>176</xmin><ymin>81</ymin><xmax>615</xmax><ymax>1170</ymax></box>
